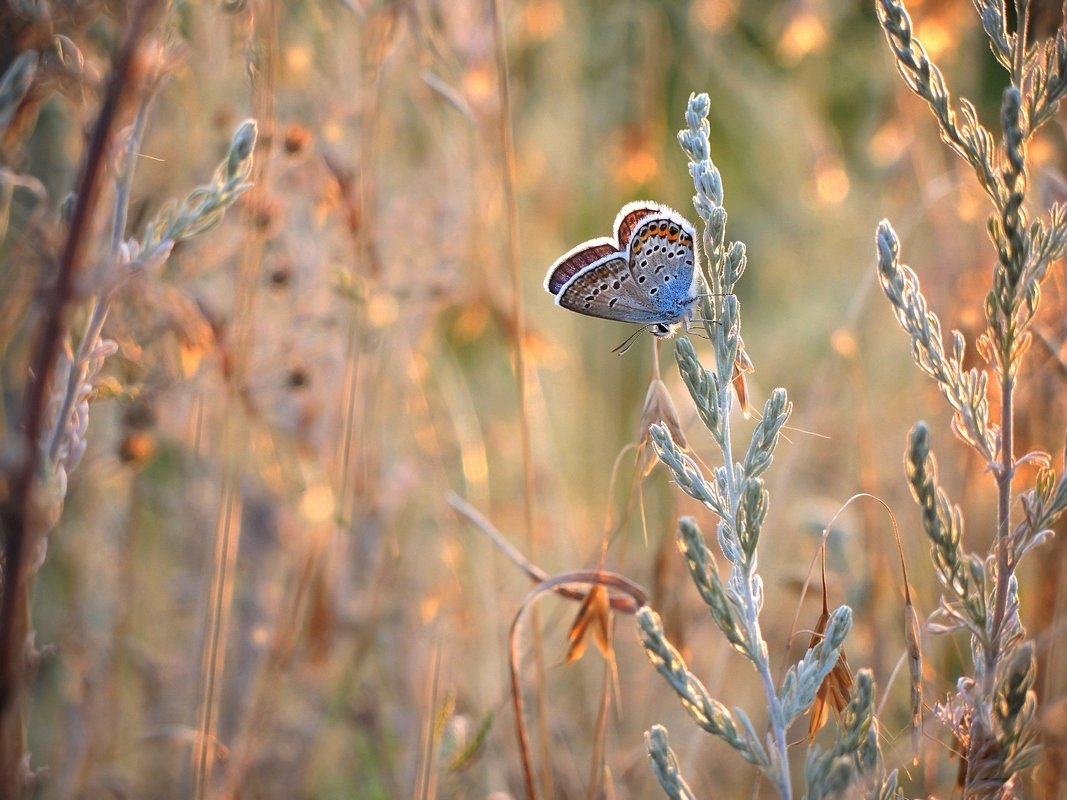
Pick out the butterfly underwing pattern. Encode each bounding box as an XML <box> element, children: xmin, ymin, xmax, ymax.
<box><xmin>544</xmin><ymin>202</ymin><xmax>700</xmax><ymax>337</ymax></box>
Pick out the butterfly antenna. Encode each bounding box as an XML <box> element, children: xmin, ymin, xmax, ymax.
<box><xmin>612</xmin><ymin>324</ymin><xmax>658</xmax><ymax>355</ymax></box>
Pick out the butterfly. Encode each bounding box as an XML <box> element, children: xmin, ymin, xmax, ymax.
<box><xmin>543</xmin><ymin>202</ymin><xmax>701</xmax><ymax>341</ymax></box>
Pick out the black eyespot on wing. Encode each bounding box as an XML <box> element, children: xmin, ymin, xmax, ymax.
<box><xmin>615</xmin><ymin>205</ymin><xmax>663</xmax><ymax>247</ymax></box>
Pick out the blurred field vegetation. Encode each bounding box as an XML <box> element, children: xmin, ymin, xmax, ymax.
<box><xmin>1</xmin><ymin>0</ymin><xmax>1066</xmax><ymax>797</ymax></box>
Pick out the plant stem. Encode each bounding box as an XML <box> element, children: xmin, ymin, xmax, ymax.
<box><xmin>720</xmin><ymin>375</ymin><xmax>791</xmax><ymax>799</ymax></box>
<box><xmin>0</xmin><ymin>0</ymin><xmax>160</xmax><ymax>790</ymax></box>
<box><xmin>46</xmin><ymin>79</ymin><xmax>156</xmax><ymax>465</ymax></box>
<box><xmin>750</xmin><ymin>591</ymin><xmax>792</xmax><ymax>800</ymax></box>
<box><xmin>1012</xmin><ymin>0</ymin><xmax>1026</xmax><ymax>87</ymax></box>
<box><xmin>966</xmin><ymin>368</ymin><xmax>1014</xmax><ymax>792</ymax></box>
<box><xmin>46</xmin><ymin>293</ymin><xmax>111</xmax><ymax>463</ymax></box>
<box><xmin>987</xmin><ymin>372</ymin><xmax>1016</xmax><ymax>690</ymax></box>
<box><xmin>111</xmin><ymin>83</ymin><xmax>154</xmax><ymax>256</ymax></box>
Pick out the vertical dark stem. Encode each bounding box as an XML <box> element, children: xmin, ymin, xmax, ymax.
<box><xmin>0</xmin><ymin>0</ymin><xmax>159</xmax><ymax>791</ymax></box>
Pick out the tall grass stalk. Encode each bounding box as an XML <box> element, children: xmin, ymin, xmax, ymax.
<box><xmin>192</xmin><ymin>8</ymin><xmax>275</xmax><ymax>789</ymax></box>
<box><xmin>489</xmin><ymin>2</ymin><xmax>554</xmax><ymax>796</ymax></box>
<box><xmin>639</xmin><ymin>93</ymin><xmax>895</xmax><ymax>800</ymax></box>
<box><xmin>0</xmin><ymin>4</ymin><xmax>162</xmax><ymax>788</ymax></box>
<box><xmin>875</xmin><ymin>0</ymin><xmax>1067</xmax><ymax>794</ymax></box>
<box><xmin>0</xmin><ymin>15</ymin><xmax>256</xmax><ymax>795</ymax></box>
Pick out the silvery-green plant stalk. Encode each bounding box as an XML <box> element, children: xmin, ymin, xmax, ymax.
<box><xmin>639</xmin><ymin>93</ymin><xmax>883</xmax><ymax>800</ymax></box>
<box><xmin>43</xmin><ymin>117</ymin><xmax>257</xmax><ymax>506</ymax></box>
<box><xmin>644</xmin><ymin>725</ymin><xmax>697</xmax><ymax>800</ymax></box>
<box><xmin>803</xmin><ymin>670</ymin><xmax>899</xmax><ymax>800</ymax></box>
<box><xmin>875</xmin><ymin>0</ymin><xmax>1067</xmax><ymax>793</ymax></box>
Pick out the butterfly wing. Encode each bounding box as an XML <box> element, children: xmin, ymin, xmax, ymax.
<box><xmin>626</xmin><ymin>213</ymin><xmax>698</xmax><ymax>320</ymax></box>
<box><xmin>546</xmin><ymin>202</ymin><xmax>700</xmax><ymax>328</ymax></box>
<box><xmin>556</xmin><ymin>254</ymin><xmax>679</xmax><ymax>325</ymax></box>
<box><xmin>613</xmin><ymin>201</ymin><xmax>664</xmax><ymax>249</ymax></box>
<box><xmin>544</xmin><ymin>237</ymin><xmax>618</xmax><ymax>295</ymax></box>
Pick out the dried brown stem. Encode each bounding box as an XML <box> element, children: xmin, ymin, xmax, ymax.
<box><xmin>508</xmin><ymin>571</ymin><xmax>648</xmax><ymax>800</ymax></box>
<box><xmin>0</xmin><ymin>2</ymin><xmax>161</xmax><ymax>790</ymax></box>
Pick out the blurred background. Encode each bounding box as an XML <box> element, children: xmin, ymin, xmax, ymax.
<box><xmin>2</xmin><ymin>0</ymin><xmax>1066</xmax><ymax>797</ymax></box>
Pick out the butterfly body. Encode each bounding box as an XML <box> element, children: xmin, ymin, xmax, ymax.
<box><xmin>544</xmin><ymin>202</ymin><xmax>700</xmax><ymax>337</ymax></box>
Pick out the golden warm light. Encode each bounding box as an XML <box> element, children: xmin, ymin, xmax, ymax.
<box><xmin>299</xmin><ymin>484</ymin><xmax>336</xmax><ymax>524</ymax></box>
<box><xmin>691</xmin><ymin>0</ymin><xmax>738</xmax><ymax>32</ymax></box>
<box><xmin>956</xmin><ymin>184</ymin><xmax>985</xmax><ymax>222</ymax></box>
<box><xmin>284</xmin><ymin>45</ymin><xmax>313</xmax><ymax>79</ymax></box>
<box><xmin>1029</xmin><ymin>134</ymin><xmax>1055</xmax><ymax>169</ymax></box>
<box><xmin>453</xmin><ymin>303</ymin><xmax>490</xmax><ymax>341</ymax></box>
<box><xmin>811</xmin><ymin>158</ymin><xmax>850</xmax><ymax>206</ymax></box>
<box><xmin>461</xmin><ymin>64</ymin><xmax>495</xmax><ymax>107</ymax></box>
<box><xmin>461</xmin><ymin>440</ymin><xmax>489</xmax><ymax>485</ymax></box>
<box><xmin>831</xmin><ymin>328</ymin><xmax>859</xmax><ymax>359</ymax></box>
<box><xmin>620</xmin><ymin>149</ymin><xmax>659</xmax><ymax>185</ymax></box>
<box><xmin>322</xmin><ymin>120</ymin><xmax>343</xmax><ymax>142</ymax></box>
<box><xmin>778</xmin><ymin>11</ymin><xmax>828</xmax><ymax>63</ymax></box>
<box><xmin>869</xmin><ymin>120</ymin><xmax>910</xmax><ymax>167</ymax></box>
<box><xmin>367</xmin><ymin>291</ymin><xmax>399</xmax><ymax>327</ymax></box>
<box><xmin>9</xmin><ymin>4</ymin><xmax>1062</xmax><ymax>798</ymax></box>
<box><xmin>522</xmin><ymin>0</ymin><xmax>564</xmax><ymax>41</ymax></box>
<box><xmin>915</xmin><ymin>19</ymin><xmax>952</xmax><ymax>59</ymax></box>
<box><xmin>613</xmin><ymin>130</ymin><xmax>660</xmax><ymax>187</ymax></box>
<box><xmin>177</xmin><ymin>342</ymin><xmax>202</xmax><ymax>378</ymax></box>
<box><xmin>419</xmin><ymin>594</ymin><xmax>442</xmax><ymax>623</ymax></box>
